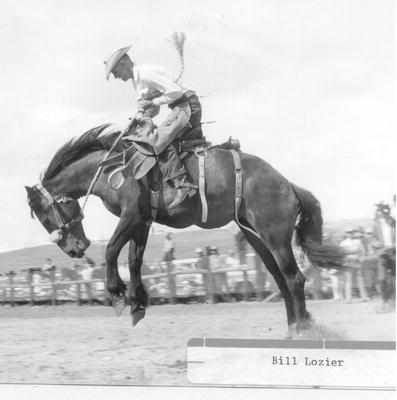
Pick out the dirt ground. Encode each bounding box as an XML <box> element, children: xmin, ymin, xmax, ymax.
<box><xmin>0</xmin><ymin>299</ymin><xmax>395</xmax><ymax>386</ymax></box>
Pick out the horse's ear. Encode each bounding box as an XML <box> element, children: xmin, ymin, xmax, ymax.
<box><xmin>25</xmin><ymin>186</ymin><xmax>34</xmax><ymax>196</ymax></box>
<box><xmin>25</xmin><ymin>186</ymin><xmax>37</xmax><ymax>218</ymax></box>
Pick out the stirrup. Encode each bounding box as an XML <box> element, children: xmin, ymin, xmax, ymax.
<box><xmin>108</xmin><ymin>166</ymin><xmax>125</xmax><ymax>189</ymax></box>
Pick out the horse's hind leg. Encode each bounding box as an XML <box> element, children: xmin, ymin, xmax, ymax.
<box><xmin>267</xmin><ymin>242</ymin><xmax>311</xmax><ymax>330</ymax></box>
<box><xmin>240</xmin><ymin>225</ymin><xmax>296</xmax><ymax>329</ymax></box>
<box><xmin>242</xmin><ymin>174</ymin><xmax>311</xmax><ymax>331</ymax></box>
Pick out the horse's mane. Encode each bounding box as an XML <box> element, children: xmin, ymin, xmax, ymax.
<box><xmin>42</xmin><ymin>124</ymin><xmax>122</xmax><ymax>182</ymax></box>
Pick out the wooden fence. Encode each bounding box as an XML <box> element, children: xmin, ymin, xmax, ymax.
<box><xmin>0</xmin><ymin>254</ymin><xmax>279</xmax><ymax>306</ymax></box>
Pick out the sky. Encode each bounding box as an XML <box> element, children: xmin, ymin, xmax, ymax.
<box><xmin>0</xmin><ymin>0</ymin><xmax>395</xmax><ymax>252</ymax></box>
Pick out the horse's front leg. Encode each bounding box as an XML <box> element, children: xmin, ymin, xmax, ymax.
<box><xmin>106</xmin><ymin>217</ymin><xmax>138</xmax><ymax>315</ymax></box>
<box><xmin>128</xmin><ymin>224</ymin><xmax>151</xmax><ymax>326</ymax></box>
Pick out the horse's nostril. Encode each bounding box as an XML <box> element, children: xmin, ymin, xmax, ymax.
<box><xmin>68</xmin><ymin>250</ymin><xmax>76</xmax><ymax>258</ymax></box>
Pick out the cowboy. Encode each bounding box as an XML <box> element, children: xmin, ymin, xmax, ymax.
<box><xmin>104</xmin><ymin>45</ymin><xmax>202</xmax><ymax>209</ymax></box>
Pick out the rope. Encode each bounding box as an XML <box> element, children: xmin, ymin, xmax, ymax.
<box><xmin>81</xmin><ymin>126</ymin><xmax>129</xmax><ymax>213</ymax></box>
<box><xmin>169</xmin><ymin>32</ymin><xmax>186</xmax><ymax>83</ymax></box>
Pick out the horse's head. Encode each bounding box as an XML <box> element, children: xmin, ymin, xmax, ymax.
<box><xmin>25</xmin><ymin>184</ymin><xmax>90</xmax><ymax>258</ymax></box>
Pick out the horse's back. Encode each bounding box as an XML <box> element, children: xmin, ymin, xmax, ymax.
<box><xmin>184</xmin><ymin>147</ymin><xmax>297</xmax><ymax>227</ymax></box>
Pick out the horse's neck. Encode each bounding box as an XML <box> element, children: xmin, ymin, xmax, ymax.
<box><xmin>44</xmin><ymin>151</ymin><xmax>105</xmax><ymax>199</ymax></box>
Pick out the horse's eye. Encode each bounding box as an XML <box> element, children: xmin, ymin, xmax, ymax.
<box><xmin>42</xmin><ymin>218</ymin><xmax>53</xmax><ymax>230</ymax></box>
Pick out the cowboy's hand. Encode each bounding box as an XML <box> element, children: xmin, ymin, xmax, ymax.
<box><xmin>134</xmin><ymin>111</ymin><xmax>146</xmax><ymax>122</ymax></box>
<box><xmin>125</xmin><ymin>117</ymin><xmax>136</xmax><ymax>132</ymax></box>
<box><xmin>137</xmin><ymin>100</ymin><xmax>154</xmax><ymax>112</ymax></box>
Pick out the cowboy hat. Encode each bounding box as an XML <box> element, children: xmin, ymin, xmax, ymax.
<box><xmin>104</xmin><ymin>45</ymin><xmax>131</xmax><ymax>80</ymax></box>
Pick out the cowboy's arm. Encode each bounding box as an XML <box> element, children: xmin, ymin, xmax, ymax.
<box><xmin>138</xmin><ymin>66</ymin><xmax>183</xmax><ymax>107</ymax></box>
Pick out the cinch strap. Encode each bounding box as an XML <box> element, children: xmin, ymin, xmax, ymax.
<box><xmin>149</xmin><ymin>167</ymin><xmax>161</xmax><ymax>222</ymax></box>
<box><xmin>194</xmin><ymin>147</ymin><xmax>208</xmax><ymax>223</ymax></box>
<box><xmin>230</xmin><ymin>150</ymin><xmax>242</xmax><ymax>213</ymax></box>
<box><xmin>230</xmin><ymin>150</ymin><xmax>262</xmax><ymax>240</ymax></box>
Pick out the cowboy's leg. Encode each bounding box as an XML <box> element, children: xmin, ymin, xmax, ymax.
<box><xmin>157</xmin><ymin>145</ymin><xmax>185</xmax><ymax>182</ymax></box>
<box><xmin>155</xmin><ymin>103</ymin><xmax>197</xmax><ymax>208</ymax></box>
<box><xmin>157</xmin><ymin>145</ymin><xmax>197</xmax><ymax>208</ymax></box>
<box><xmin>184</xmin><ymin>91</ymin><xmax>202</xmax><ymax>128</ymax></box>
<box><xmin>154</xmin><ymin>103</ymin><xmax>191</xmax><ymax>154</ymax></box>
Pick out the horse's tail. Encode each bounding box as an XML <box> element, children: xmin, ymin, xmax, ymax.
<box><xmin>292</xmin><ymin>184</ymin><xmax>343</xmax><ymax>269</ymax></box>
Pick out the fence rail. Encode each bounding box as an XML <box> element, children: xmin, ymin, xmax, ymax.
<box><xmin>0</xmin><ymin>257</ymin><xmax>276</xmax><ymax>306</ymax></box>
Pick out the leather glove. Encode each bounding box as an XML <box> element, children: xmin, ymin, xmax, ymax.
<box><xmin>137</xmin><ymin>100</ymin><xmax>154</xmax><ymax>112</ymax></box>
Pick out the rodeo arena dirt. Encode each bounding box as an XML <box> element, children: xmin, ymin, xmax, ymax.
<box><xmin>0</xmin><ymin>223</ymin><xmax>395</xmax><ymax>385</ymax></box>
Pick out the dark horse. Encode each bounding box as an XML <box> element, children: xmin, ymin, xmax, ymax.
<box><xmin>26</xmin><ymin>124</ymin><xmax>340</xmax><ymax>334</ymax></box>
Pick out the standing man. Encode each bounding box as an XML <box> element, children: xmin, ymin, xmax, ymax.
<box><xmin>163</xmin><ymin>233</ymin><xmax>175</xmax><ymax>262</ymax></box>
<box><xmin>360</xmin><ymin>227</ymin><xmax>379</xmax><ymax>297</ymax></box>
<box><xmin>374</xmin><ymin>201</ymin><xmax>396</xmax><ymax>311</ymax></box>
<box><xmin>104</xmin><ymin>45</ymin><xmax>202</xmax><ymax>209</ymax></box>
<box><xmin>340</xmin><ymin>227</ymin><xmax>368</xmax><ymax>303</ymax></box>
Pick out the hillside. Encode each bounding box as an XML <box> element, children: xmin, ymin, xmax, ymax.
<box><xmin>0</xmin><ymin>229</ymin><xmax>236</xmax><ymax>273</ymax></box>
<box><xmin>0</xmin><ymin>218</ymin><xmax>372</xmax><ymax>273</ymax></box>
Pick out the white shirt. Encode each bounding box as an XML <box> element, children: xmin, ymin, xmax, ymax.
<box><xmin>81</xmin><ymin>267</ymin><xmax>93</xmax><ymax>281</ymax></box>
<box><xmin>380</xmin><ymin>219</ymin><xmax>393</xmax><ymax>246</ymax></box>
<box><xmin>163</xmin><ymin>238</ymin><xmax>174</xmax><ymax>252</ymax></box>
<box><xmin>132</xmin><ymin>64</ymin><xmax>184</xmax><ymax>106</ymax></box>
<box><xmin>340</xmin><ymin>238</ymin><xmax>365</xmax><ymax>256</ymax></box>
<box><xmin>340</xmin><ymin>237</ymin><xmax>365</xmax><ymax>266</ymax></box>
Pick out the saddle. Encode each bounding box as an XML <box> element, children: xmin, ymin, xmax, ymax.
<box><xmin>100</xmin><ymin>132</ymin><xmax>242</xmax><ymax>223</ymax></box>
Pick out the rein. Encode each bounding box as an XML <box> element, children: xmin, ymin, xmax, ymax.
<box><xmin>81</xmin><ymin>125</ymin><xmax>130</xmax><ymax>214</ymax></box>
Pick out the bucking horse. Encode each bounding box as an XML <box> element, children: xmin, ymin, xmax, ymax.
<box><xmin>26</xmin><ymin>123</ymin><xmax>341</xmax><ymax>336</ymax></box>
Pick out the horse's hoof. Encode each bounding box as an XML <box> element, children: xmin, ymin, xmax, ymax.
<box><xmin>286</xmin><ymin>323</ymin><xmax>297</xmax><ymax>339</ymax></box>
<box><xmin>132</xmin><ymin>307</ymin><xmax>146</xmax><ymax>327</ymax></box>
<box><xmin>297</xmin><ymin>320</ymin><xmax>312</xmax><ymax>331</ymax></box>
<box><xmin>112</xmin><ymin>297</ymin><xmax>127</xmax><ymax>316</ymax></box>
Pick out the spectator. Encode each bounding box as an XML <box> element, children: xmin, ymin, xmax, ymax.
<box><xmin>235</xmin><ymin>231</ymin><xmax>247</xmax><ymax>265</ymax></box>
<box><xmin>118</xmin><ymin>259</ymin><xmax>129</xmax><ymax>281</ymax></box>
<box><xmin>80</xmin><ymin>257</ymin><xmax>95</xmax><ymax>300</ymax></box>
<box><xmin>225</xmin><ymin>250</ymin><xmax>239</xmax><ymax>269</ymax></box>
<box><xmin>209</xmin><ymin>247</ymin><xmax>228</xmax><ymax>297</ymax></box>
<box><xmin>141</xmin><ymin>262</ymin><xmax>153</xmax><ymax>276</ymax></box>
<box><xmin>43</xmin><ymin>258</ymin><xmax>55</xmax><ymax>271</ymax></box>
<box><xmin>340</xmin><ymin>227</ymin><xmax>368</xmax><ymax>303</ymax></box>
<box><xmin>163</xmin><ymin>233</ymin><xmax>175</xmax><ymax>262</ymax></box>
<box><xmin>32</xmin><ymin>268</ymin><xmax>43</xmax><ymax>296</ymax></box>
<box><xmin>81</xmin><ymin>257</ymin><xmax>94</xmax><ymax>281</ymax></box>
<box><xmin>361</xmin><ymin>227</ymin><xmax>380</xmax><ymax>297</ymax></box>
<box><xmin>149</xmin><ymin>260</ymin><xmax>162</xmax><ymax>275</ymax></box>
<box><xmin>329</xmin><ymin>267</ymin><xmax>343</xmax><ymax>300</ymax></box>
<box><xmin>194</xmin><ymin>248</ymin><xmax>205</xmax><ymax>269</ymax></box>
<box><xmin>209</xmin><ymin>246</ymin><xmax>221</xmax><ymax>270</ymax></box>
<box><xmin>374</xmin><ymin>200</ymin><xmax>396</xmax><ymax>311</ymax></box>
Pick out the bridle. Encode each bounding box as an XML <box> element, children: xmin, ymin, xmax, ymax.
<box><xmin>34</xmin><ymin>183</ymin><xmax>84</xmax><ymax>232</ymax></box>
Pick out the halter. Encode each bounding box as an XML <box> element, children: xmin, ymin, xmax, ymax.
<box><xmin>35</xmin><ymin>183</ymin><xmax>84</xmax><ymax>231</ymax></box>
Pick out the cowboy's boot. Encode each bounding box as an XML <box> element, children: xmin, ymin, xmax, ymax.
<box><xmin>158</xmin><ymin>145</ymin><xmax>197</xmax><ymax>209</ymax></box>
<box><xmin>168</xmin><ymin>174</ymin><xmax>197</xmax><ymax>209</ymax></box>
